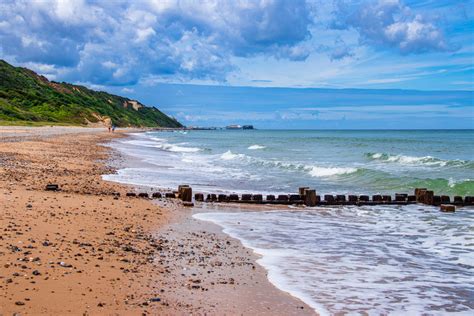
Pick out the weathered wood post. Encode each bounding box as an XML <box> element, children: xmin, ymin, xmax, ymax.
<box><xmin>266</xmin><ymin>195</ymin><xmax>276</xmax><ymax>201</ymax></box>
<box><xmin>372</xmin><ymin>195</ymin><xmax>382</xmax><ymax>203</ymax></box>
<box><xmin>415</xmin><ymin>188</ymin><xmax>427</xmax><ymax>203</ymax></box>
<box><xmin>324</xmin><ymin>195</ymin><xmax>335</xmax><ymax>204</ymax></box>
<box><xmin>424</xmin><ymin>190</ymin><xmax>434</xmax><ymax>205</ymax></box>
<box><xmin>180</xmin><ymin>186</ymin><xmax>192</xmax><ymax>202</ymax></box>
<box><xmin>440</xmin><ymin>204</ymin><xmax>455</xmax><ymax>212</ymax></box>
<box><xmin>241</xmin><ymin>194</ymin><xmax>252</xmax><ymax>202</ymax></box>
<box><xmin>178</xmin><ymin>185</ymin><xmax>189</xmax><ymax>198</ymax></box>
<box><xmin>395</xmin><ymin>194</ymin><xmax>407</xmax><ymax>202</ymax></box>
<box><xmin>304</xmin><ymin>189</ymin><xmax>317</xmax><ymax>207</ymax></box>
<box><xmin>194</xmin><ymin>193</ymin><xmax>204</xmax><ymax>202</ymax></box>
<box><xmin>218</xmin><ymin>194</ymin><xmax>228</xmax><ymax>202</ymax></box>
<box><xmin>289</xmin><ymin>194</ymin><xmax>302</xmax><ymax>203</ymax></box>
<box><xmin>348</xmin><ymin>195</ymin><xmax>358</xmax><ymax>203</ymax></box>
<box><xmin>440</xmin><ymin>196</ymin><xmax>450</xmax><ymax>204</ymax></box>
<box><xmin>465</xmin><ymin>196</ymin><xmax>473</xmax><ymax>205</ymax></box>
<box><xmin>453</xmin><ymin>196</ymin><xmax>463</xmax><ymax>205</ymax></box>
<box><xmin>299</xmin><ymin>187</ymin><xmax>310</xmax><ymax>197</ymax></box>
<box><xmin>229</xmin><ymin>194</ymin><xmax>239</xmax><ymax>202</ymax></box>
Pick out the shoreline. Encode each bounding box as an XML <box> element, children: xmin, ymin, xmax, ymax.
<box><xmin>153</xmin><ymin>204</ymin><xmax>315</xmax><ymax>315</ymax></box>
<box><xmin>0</xmin><ymin>126</ymin><xmax>314</xmax><ymax>315</ymax></box>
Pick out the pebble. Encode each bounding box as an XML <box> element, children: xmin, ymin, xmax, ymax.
<box><xmin>59</xmin><ymin>262</ymin><xmax>72</xmax><ymax>268</ymax></box>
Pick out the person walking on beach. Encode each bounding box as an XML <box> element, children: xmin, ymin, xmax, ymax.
<box><xmin>112</xmin><ymin>125</ymin><xmax>116</xmax><ymax>133</ymax></box>
<box><xmin>105</xmin><ymin>117</ymin><xmax>113</xmax><ymax>132</ymax></box>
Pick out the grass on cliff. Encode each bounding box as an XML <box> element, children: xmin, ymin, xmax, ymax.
<box><xmin>0</xmin><ymin>60</ymin><xmax>182</xmax><ymax>128</ymax></box>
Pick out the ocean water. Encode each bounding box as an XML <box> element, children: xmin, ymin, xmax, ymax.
<box><xmin>104</xmin><ymin>130</ymin><xmax>474</xmax><ymax>314</ymax></box>
<box><xmin>104</xmin><ymin>130</ymin><xmax>473</xmax><ymax>196</ymax></box>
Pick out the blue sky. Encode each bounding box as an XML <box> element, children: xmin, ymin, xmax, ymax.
<box><xmin>0</xmin><ymin>0</ymin><xmax>473</xmax><ymax>128</ymax></box>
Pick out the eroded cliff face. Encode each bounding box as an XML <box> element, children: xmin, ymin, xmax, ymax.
<box><xmin>122</xmin><ymin>100</ymin><xmax>143</xmax><ymax>111</ymax></box>
<box><xmin>87</xmin><ymin>113</ymin><xmax>112</xmax><ymax>127</ymax></box>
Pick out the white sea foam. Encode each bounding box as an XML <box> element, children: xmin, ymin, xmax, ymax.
<box><xmin>122</xmin><ymin>136</ymin><xmax>201</xmax><ymax>153</ymax></box>
<box><xmin>248</xmin><ymin>144</ymin><xmax>266</xmax><ymax>150</ymax></box>
<box><xmin>447</xmin><ymin>177</ymin><xmax>472</xmax><ymax>188</ymax></box>
<box><xmin>220</xmin><ymin>150</ymin><xmax>245</xmax><ymax>160</ymax></box>
<box><xmin>307</xmin><ymin>166</ymin><xmax>358</xmax><ymax>177</ymax></box>
<box><xmin>158</xmin><ymin>143</ymin><xmax>201</xmax><ymax>153</ymax></box>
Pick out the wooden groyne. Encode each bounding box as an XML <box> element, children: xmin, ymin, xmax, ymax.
<box><xmin>191</xmin><ymin>187</ymin><xmax>473</xmax><ymax>209</ymax></box>
<box><xmin>154</xmin><ymin>185</ymin><xmax>471</xmax><ymax>211</ymax></box>
<box><xmin>45</xmin><ymin>182</ymin><xmax>472</xmax><ymax>212</ymax></box>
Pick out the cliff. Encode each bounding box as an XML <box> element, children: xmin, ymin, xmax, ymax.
<box><xmin>0</xmin><ymin>60</ymin><xmax>182</xmax><ymax>128</ymax></box>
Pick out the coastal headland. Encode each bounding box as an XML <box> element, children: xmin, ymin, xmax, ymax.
<box><xmin>0</xmin><ymin>126</ymin><xmax>313</xmax><ymax>315</ymax></box>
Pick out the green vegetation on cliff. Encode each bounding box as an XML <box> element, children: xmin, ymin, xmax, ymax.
<box><xmin>0</xmin><ymin>60</ymin><xmax>182</xmax><ymax>127</ymax></box>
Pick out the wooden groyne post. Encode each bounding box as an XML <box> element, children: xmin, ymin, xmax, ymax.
<box><xmin>178</xmin><ymin>185</ymin><xmax>192</xmax><ymax>202</ymax></box>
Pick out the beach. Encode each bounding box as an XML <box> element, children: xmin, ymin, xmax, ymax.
<box><xmin>0</xmin><ymin>126</ymin><xmax>313</xmax><ymax>315</ymax></box>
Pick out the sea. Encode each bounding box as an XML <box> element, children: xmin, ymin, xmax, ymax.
<box><xmin>104</xmin><ymin>129</ymin><xmax>474</xmax><ymax>315</ymax></box>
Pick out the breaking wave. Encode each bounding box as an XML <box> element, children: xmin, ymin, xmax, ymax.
<box><xmin>365</xmin><ymin>152</ymin><xmax>472</xmax><ymax>168</ymax></box>
<box><xmin>156</xmin><ymin>143</ymin><xmax>201</xmax><ymax>153</ymax></box>
<box><xmin>220</xmin><ymin>151</ymin><xmax>358</xmax><ymax>178</ymax></box>
<box><xmin>308</xmin><ymin>166</ymin><xmax>358</xmax><ymax>177</ymax></box>
<box><xmin>123</xmin><ymin>136</ymin><xmax>201</xmax><ymax>153</ymax></box>
<box><xmin>248</xmin><ymin>144</ymin><xmax>266</xmax><ymax>150</ymax></box>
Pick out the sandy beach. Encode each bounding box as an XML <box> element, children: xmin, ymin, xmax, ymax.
<box><xmin>0</xmin><ymin>126</ymin><xmax>313</xmax><ymax>315</ymax></box>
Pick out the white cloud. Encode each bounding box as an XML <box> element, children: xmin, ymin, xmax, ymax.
<box><xmin>334</xmin><ymin>0</ymin><xmax>449</xmax><ymax>54</ymax></box>
<box><xmin>121</xmin><ymin>87</ymin><xmax>134</xmax><ymax>93</ymax></box>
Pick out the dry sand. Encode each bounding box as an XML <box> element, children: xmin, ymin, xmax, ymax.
<box><xmin>0</xmin><ymin>127</ymin><xmax>315</xmax><ymax>315</ymax></box>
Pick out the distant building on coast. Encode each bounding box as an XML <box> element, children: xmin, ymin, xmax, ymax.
<box><xmin>226</xmin><ymin>124</ymin><xmax>254</xmax><ymax>130</ymax></box>
<box><xmin>187</xmin><ymin>126</ymin><xmax>219</xmax><ymax>130</ymax></box>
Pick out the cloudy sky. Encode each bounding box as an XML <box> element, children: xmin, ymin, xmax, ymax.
<box><xmin>0</xmin><ymin>0</ymin><xmax>473</xmax><ymax>128</ymax></box>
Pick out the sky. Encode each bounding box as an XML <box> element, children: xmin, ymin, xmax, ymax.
<box><xmin>0</xmin><ymin>0</ymin><xmax>473</xmax><ymax>128</ymax></box>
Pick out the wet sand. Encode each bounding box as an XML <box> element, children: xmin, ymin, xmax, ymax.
<box><xmin>0</xmin><ymin>127</ymin><xmax>314</xmax><ymax>315</ymax></box>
